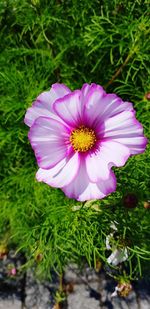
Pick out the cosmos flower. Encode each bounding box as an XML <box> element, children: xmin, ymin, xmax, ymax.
<box><xmin>24</xmin><ymin>83</ymin><xmax>147</xmax><ymax>201</ymax></box>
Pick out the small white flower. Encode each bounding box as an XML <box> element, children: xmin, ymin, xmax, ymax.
<box><xmin>106</xmin><ymin>222</ymin><xmax>128</xmax><ymax>266</ymax></box>
<box><xmin>110</xmin><ymin>221</ymin><xmax>118</xmax><ymax>231</ymax></box>
<box><xmin>107</xmin><ymin>248</ymin><xmax>128</xmax><ymax>266</ymax></box>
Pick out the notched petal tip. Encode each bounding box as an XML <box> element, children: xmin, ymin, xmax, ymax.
<box><xmin>51</xmin><ymin>82</ymin><xmax>71</xmax><ymax>93</ymax></box>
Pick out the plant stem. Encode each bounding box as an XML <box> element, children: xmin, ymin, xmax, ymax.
<box><xmin>105</xmin><ymin>52</ymin><xmax>134</xmax><ymax>88</ymax></box>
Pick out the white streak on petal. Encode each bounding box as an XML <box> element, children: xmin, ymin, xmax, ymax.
<box><xmin>36</xmin><ymin>152</ymin><xmax>80</xmax><ymax>188</ymax></box>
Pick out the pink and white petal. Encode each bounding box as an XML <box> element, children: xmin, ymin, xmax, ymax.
<box><xmin>36</xmin><ymin>152</ymin><xmax>80</xmax><ymax>188</ymax></box>
<box><xmin>112</xmin><ymin>136</ymin><xmax>148</xmax><ymax>155</ymax></box>
<box><xmin>83</xmin><ymin>86</ymin><xmax>105</xmax><ymax>127</ymax></box>
<box><xmin>24</xmin><ymin>83</ymin><xmax>71</xmax><ymax>127</ymax></box>
<box><xmin>54</xmin><ymin>90</ymin><xmax>84</xmax><ymax>128</ymax></box>
<box><xmin>81</xmin><ymin>83</ymin><xmax>103</xmax><ymax>100</ymax></box>
<box><xmin>79</xmin><ymin>83</ymin><xmax>95</xmax><ymax>114</ymax></box>
<box><xmin>100</xmin><ymin>140</ymin><xmax>130</xmax><ymax>168</ymax></box>
<box><xmin>81</xmin><ymin>83</ymin><xmax>93</xmax><ymax>98</ymax></box>
<box><xmin>24</xmin><ymin>102</ymin><xmax>55</xmax><ymax>128</ymax></box>
<box><xmin>28</xmin><ymin>116</ymin><xmax>71</xmax><ymax>169</ymax></box>
<box><xmin>85</xmin><ymin>90</ymin><xmax>134</xmax><ymax>128</ymax></box>
<box><xmin>62</xmin><ymin>159</ymin><xmax>116</xmax><ymax>201</ymax></box>
<box><xmin>102</xmin><ymin>111</ymin><xmax>140</xmax><ymax>136</ymax></box>
<box><xmin>94</xmin><ymin>95</ymin><xmax>134</xmax><ymax>125</ymax></box>
<box><xmin>86</xmin><ymin>140</ymin><xmax>130</xmax><ymax>182</ymax></box>
<box><xmin>97</xmin><ymin>171</ymin><xmax>117</xmax><ymax>197</ymax></box>
<box><xmin>51</xmin><ymin>83</ymin><xmax>71</xmax><ymax>101</ymax></box>
<box><xmin>86</xmin><ymin>150</ymin><xmax>111</xmax><ymax>182</ymax></box>
<box><xmin>101</xmin><ymin>111</ymin><xmax>147</xmax><ymax>154</ymax></box>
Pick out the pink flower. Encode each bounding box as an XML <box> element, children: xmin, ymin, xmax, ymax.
<box><xmin>24</xmin><ymin>83</ymin><xmax>147</xmax><ymax>201</ymax></box>
<box><xmin>10</xmin><ymin>267</ymin><xmax>17</xmax><ymax>276</ymax></box>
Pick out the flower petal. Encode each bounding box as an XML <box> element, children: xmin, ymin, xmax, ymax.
<box><xmin>101</xmin><ymin>111</ymin><xmax>147</xmax><ymax>154</ymax></box>
<box><xmin>36</xmin><ymin>152</ymin><xmax>80</xmax><ymax>188</ymax></box>
<box><xmin>111</xmin><ymin>136</ymin><xmax>148</xmax><ymax>155</ymax></box>
<box><xmin>106</xmin><ymin>234</ymin><xmax>114</xmax><ymax>250</ymax></box>
<box><xmin>81</xmin><ymin>83</ymin><xmax>94</xmax><ymax>97</ymax></box>
<box><xmin>84</xmin><ymin>90</ymin><xmax>134</xmax><ymax>128</ymax></box>
<box><xmin>62</xmin><ymin>159</ymin><xmax>116</xmax><ymax>201</ymax></box>
<box><xmin>78</xmin><ymin>83</ymin><xmax>97</xmax><ymax>115</ymax></box>
<box><xmin>81</xmin><ymin>83</ymin><xmax>101</xmax><ymax>99</ymax></box>
<box><xmin>86</xmin><ymin>140</ymin><xmax>130</xmax><ymax>182</ymax></box>
<box><xmin>24</xmin><ymin>83</ymin><xmax>71</xmax><ymax>127</ymax></box>
<box><xmin>107</xmin><ymin>248</ymin><xmax>128</xmax><ymax>266</ymax></box>
<box><xmin>96</xmin><ymin>94</ymin><xmax>134</xmax><ymax>119</ymax></box>
<box><xmin>28</xmin><ymin>116</ymin><xmax>71</xmax><ymax>169</ymax></box>
<box><xmin>83</xmin><ymin>85</ymin><xmax>105</xmax><ymax>126</ymax></box>
<box><xmin>53</xmin><ymin>90</ymin><xmax>84</xmax><ymax>128</ymax></box>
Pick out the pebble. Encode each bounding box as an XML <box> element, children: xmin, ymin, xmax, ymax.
<box><xmin>0</xmin><ymin>254</ymin><xmax>150</xmax><ymax>309</ymax></box>
<box><xmin>0</xmin><ymin>297</ymin><xmax>21</xmax><ymax>309</ymax></box>
<box><xmin>67</xmin><ymin>284</ymin><xmax>100</xmax><ymax>309</ymax></box>
<box><xmin>25</xmin><ymin>270</ymin><xmax>55</xmax><ymax>309</ymax></box>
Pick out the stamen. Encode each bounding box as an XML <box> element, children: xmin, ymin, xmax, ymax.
<box><xmin>70</xmin><ymin>126</ymin><xmax>96</xmax><ymax>152</ymax></box>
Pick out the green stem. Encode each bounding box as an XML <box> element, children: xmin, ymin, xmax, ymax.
<box><xmin>105</xmin><ymin>50</ymin><xmax>135</xmax><ymax>89</ymax></box>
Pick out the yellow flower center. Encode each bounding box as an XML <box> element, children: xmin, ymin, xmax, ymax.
<box><xmin>70</xmin><ymin>126</ymin><xmax>97</xmax><ymax>152</ymax></box>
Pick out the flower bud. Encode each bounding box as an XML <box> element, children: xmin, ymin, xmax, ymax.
<box><xmin>10</xmin><ymin>268</ymin><xmax>17</xmax><ymax>276</ymax></box>
<box><xmin>145</xmin><ymin>92</ymin><xmax>150</xmax><ymax>100</ymax></box>
<box><xmin>35</xmin><ymin>252</ymin><xmax>43</xmax><ymax>262</ymax></box>
<box><xmin>123</xmin><ymin>193</ymin><xmax>138</xmax><ymax>208</ymax></box>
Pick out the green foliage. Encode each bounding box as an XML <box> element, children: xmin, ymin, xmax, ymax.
<box><xmin>0</xmin><ymin>0</ymin><xmax>150</xmax><ymax>281</ymax></box>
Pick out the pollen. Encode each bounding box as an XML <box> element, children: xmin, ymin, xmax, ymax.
<box><xmin>70</xmin><ymin>126</ymin><xmax>97</xmax><ymax>152</ymax></box>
